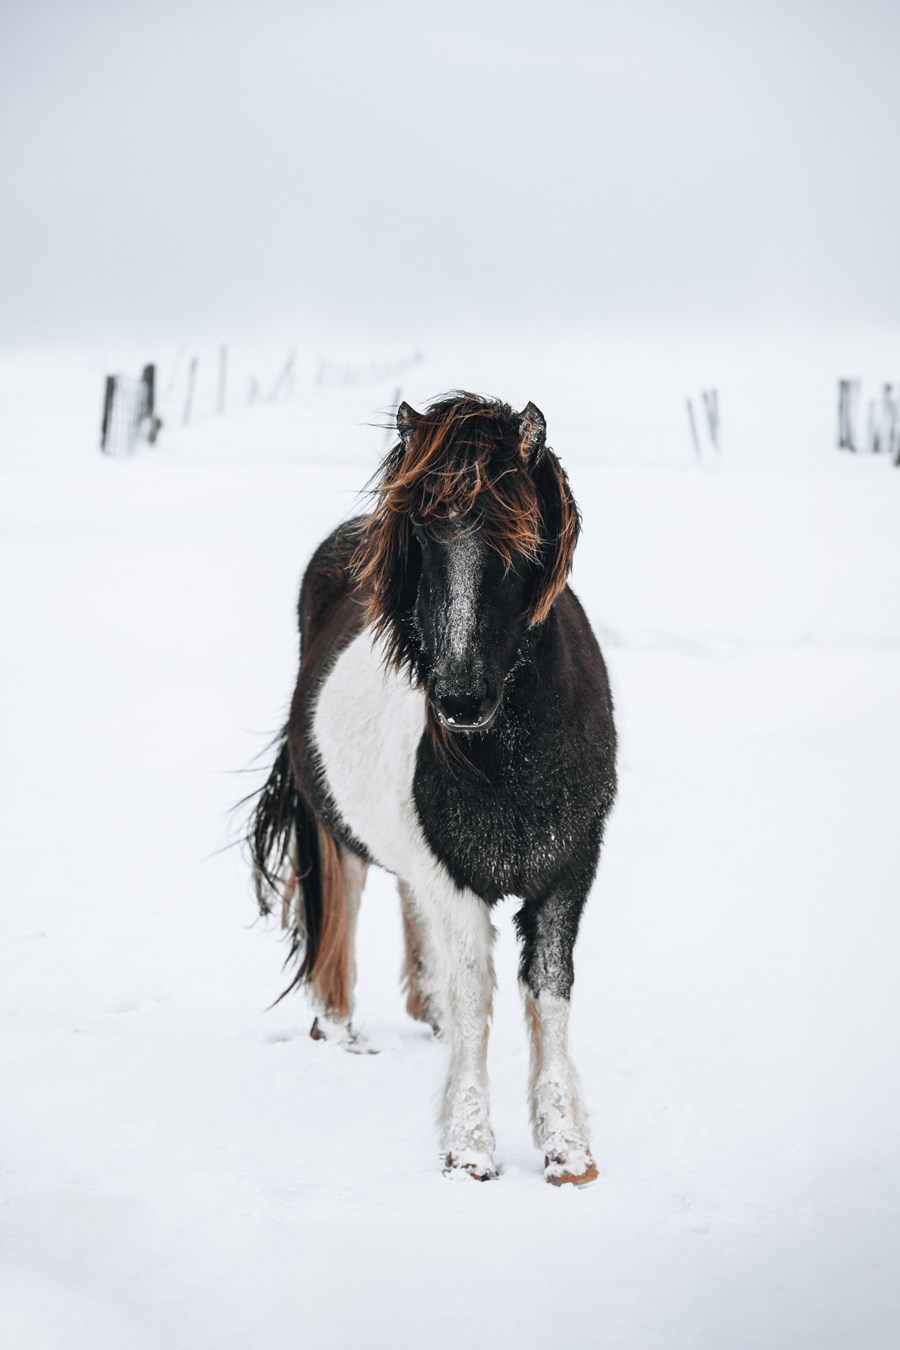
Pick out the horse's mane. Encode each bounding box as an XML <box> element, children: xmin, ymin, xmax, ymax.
<box><xmin>352</xmin><ymin>391</ymin><xmax>580</xmax><ymax>673</ymax></box>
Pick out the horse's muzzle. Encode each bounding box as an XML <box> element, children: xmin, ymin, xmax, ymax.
<box><xmin>429</xmin><ymin>677</ymin><xmax>502</xmax><ymax>733</ymax></box>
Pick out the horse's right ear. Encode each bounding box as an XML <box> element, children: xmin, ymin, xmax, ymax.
<box><xmin>518</xmin><ymin>402</ymin><xmax>547</xmax><ymax>461</ymax></box>
<box><xmin>397</xmin><ymin>401</ymin><xmax>421</xmax><ymax>446</ymax></box>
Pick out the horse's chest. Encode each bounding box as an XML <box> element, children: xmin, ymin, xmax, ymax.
<box><xmin>311</xmin><ymin>630</ymin><xmax>426</xmax><ymax>878</ymax></box>
<box><xmin>413</xmin><ymin>723</ymin><xmax>576</xmax><ymax>901</ymax></box>
<box><xmin>312</xmin><ymin>630</ymin><xmax>573</xmax><ymax>899</ymax></box>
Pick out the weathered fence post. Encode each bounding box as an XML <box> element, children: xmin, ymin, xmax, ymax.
<box><xmin>183</xmin><ymin>356</ymin><xmax>198</xmax><ymax>425</ymax></box>
<box><xmin>269</xmin><ymin>351</ymin><xmax>295</xmax><ymax>401</ymax></box>
<box><xmin>218</xmin><ymin>345</ymin><xmax>228</xmax><ymax>414</ymax></box>
<box><xmin>865</xmin><ymin>399</ymin><xmax>878</xmax><ymax>454</ymax></box>
<box><xmin>686</xmin><ymin>398</ymin><xmax>701</xmax><ymax>460</ymax></box>
<box><xmin>880</xmin><ymin>384</ymin><xmax>895</xmax><ymax>457</ymax></box>
<box><xmin>142</xmin><ymin>363</ymin><xmax>162</xmax><ymax>445</ymax></box>
<box><xmin>142</xmin><ymin>364</ymin><xmax>155</xmax><ymax>420</ymax></box>
<box><xmin>702</xmin><ymin>388</ymin><xmax>720</xmax><ymax>452</ymax></box>
<box><xmin>838</xmin><ymin>378</ymin><xmax>860</xmax><ymax>451</ymax></box>
<box><xmin>100</xmin><ymin>375</ymin><xmax>116</xmax><ymax>453</ymax></box>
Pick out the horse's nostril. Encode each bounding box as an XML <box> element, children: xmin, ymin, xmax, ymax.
<box><xmin>437</xmin><ymin>693</ymin><xmax>481</xmax><ymax>723</ymax></box>
<box><xmin>432</xmin><ymin>678</ymin><xmax>498</xmax><ymax>729</ymax></box>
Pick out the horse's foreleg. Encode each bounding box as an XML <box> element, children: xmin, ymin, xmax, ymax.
<box><xmin>398</xmin><ymin>880</ymin><xmax>442</xmax><ymax>1035</ymax></box>
<box><xmin>415</xmin><ymin>879</ymin><xmax>496</xmax><ymax>1179</ymax></box>
<box><xmin>515</xmin><ymin>886</ymin><xmax>597</xmax><ymax>1186</ymax></box>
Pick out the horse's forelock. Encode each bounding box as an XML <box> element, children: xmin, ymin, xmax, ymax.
<box><xmin>393</xmin><ymin>396</ymin><xmax>543</xmax><ymax>564</ymax></box>
<box><xmin>351</xmin><ymin>393</ymin><xmax>579</xmax><ymax>659</ymax></box>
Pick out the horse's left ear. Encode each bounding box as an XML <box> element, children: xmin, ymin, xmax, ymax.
<box><xmin>397</xmin><ymin>401</ymin><xmax>422</xmax><ymax>447</ymax></box>
<box><xmin>518</xmin><ymin>401</ymin><xmax>547</xmax><ymax>461</ymax></box>
<box><xmin>529</xmin><ymin>441</ymin><xmax>580</xmax><ymax>625</ymax></box>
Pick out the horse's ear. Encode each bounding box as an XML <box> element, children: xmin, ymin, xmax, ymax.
<box><xmin>397</xmin><ymin>401</ymin><xmax>421</xmax><ymax>447</ymax></box>
<box><xmin>529</xmin><ymin>445</ymin><xmax>580</xmax><ymax>625</ymax></box>
<box><xmin>518</xmin><ymin>401</ymin><xmax>547</xmax><ymax>461</ymax></box>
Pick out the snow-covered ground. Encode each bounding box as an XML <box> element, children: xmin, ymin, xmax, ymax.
<box><xmin>1</xmin><ymin>336</ymin><xmax>898</xmax><ymax>1349</ymax></box>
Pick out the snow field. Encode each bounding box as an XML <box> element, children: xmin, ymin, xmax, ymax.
<box><xmin>1</xmin><ymin>343</ymin><xmax>899</xmax><ymax>1348</ymax></box>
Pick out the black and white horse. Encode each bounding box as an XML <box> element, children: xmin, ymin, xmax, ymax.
<box><xmin>249</xmin><ymin>393</ymin><xmax>617</xmax><ymax>1184</ymax></box>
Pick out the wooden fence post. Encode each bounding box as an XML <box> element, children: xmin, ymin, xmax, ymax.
<box><xmin>880</xmin><ymin>384</ymin><xmax>894</xmax><ymax>457</ymax></box>
<box><xmin>686</xmin><ymin>399</ymin><xmax>701</xmax><ymax>460</ymax></box>
<box><xmin>865</xmin><ymin>399</ymin><xmax>877</xmax><ymax>454</ymax></box>
<box><xmin>183</xmin><ymin>356</ymin><xmax>198</xmax><ymax>425</ymax></box>
<box><xmin>100</xmin><ymin>375</ymin><xmax>116</xmax><ymax>453</ymax></box>
<box><xmin>269</xmin><ymin>351</ymin><xmax>295</xmax><ymax>401</ymax></box>
<box><xmin>838</xmin><ymin>378</ymin><xmax>860</xmax><ymax>451</ymax></box>
<box><xmin>702</xmin><ymin>388</ymin><xmax>720</xmax><ymax>452</ymax></box>
<box><xmin>142</xmin><ymin>364</ymin><xmax>155</xmax><ymax>420</ymax></box>
<box><xmin>218</xmin><ymin>345</ymin><xmax>228</xmax><ymax>414</ymax></box>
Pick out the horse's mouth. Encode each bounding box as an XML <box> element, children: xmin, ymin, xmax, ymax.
<box><xmin>433</xmin><ymin>694</ymin><xmax>503</xmax><ymax>735</ymax></box>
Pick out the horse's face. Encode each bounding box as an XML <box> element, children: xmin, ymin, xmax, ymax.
<box><xmin>413</xmin><ymin>516</ymin><xmax>531</xmax><ymax>732</ymax></box>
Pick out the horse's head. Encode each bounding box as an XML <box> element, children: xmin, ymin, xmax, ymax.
<box><xmin>354</xmin><ymin>392</ymin><xmax>580</xmax><ymax>733</ymax></box>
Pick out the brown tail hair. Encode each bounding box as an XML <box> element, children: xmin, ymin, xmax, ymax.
<box><xmin>248</xmin><ymin>738</ymin><xmax>352</xmax><ymax>1015</ymax></box>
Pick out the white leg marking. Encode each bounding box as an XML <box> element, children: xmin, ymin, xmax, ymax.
<box><xmin>425</xmin><ymin>882</ymin><xmax>496</xmax><ymax>1179</ymax></box>
<box><xmin>524</xmin><ymin>988</ymin><xmax>597</xmax><ymax>1185</ymax></box>
<box><xmin>341</xmin><ymin>846</ymin><xmax>367</xmax><ymax>1009</ymax></box>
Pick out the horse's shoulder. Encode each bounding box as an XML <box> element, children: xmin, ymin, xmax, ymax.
<box><xmin>546</xmin><ymin>586</ymin><xmax>611</xmax><ymax>694</ymax></box>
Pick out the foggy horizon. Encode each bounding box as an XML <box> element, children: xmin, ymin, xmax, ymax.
<box><xmin>2</xmin><ymin>0</ymin><xmax>899</xmax><ymax>346</ymax></box>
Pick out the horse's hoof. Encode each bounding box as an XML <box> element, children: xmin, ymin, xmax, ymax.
<box><xmin>443</xmin><ymin>1152</ymin><xmax>498</xmax><ymax>1182</ymax></box>
<box><xmin>404</xmin><ymin>993</ymin><xmax>442</xmax><ymax>1038</ymax></box>
<box><xmin>309</xmin><ymin>1016</ymin><xmax>379</xmax><ymax>1054</ymax></box>
<box><xmin>544</xmin><ymin>1153</ymin><xmax>599</xmax><ymax>1187</ymax></box>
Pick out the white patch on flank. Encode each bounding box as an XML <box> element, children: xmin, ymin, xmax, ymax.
<box><xmin>524</xmin><ymin>988</ymin><xmax>594</xmax><ymax>1180</ymax></box>
<box><xmin>313</xmin><ymin>629</ymin><xmax>497</xmax><ymax>1175</ymax></box>
<box><xmin>443</xmin><ymin>530</ymin><xmax>483</xmax><ymax>665</ymax></box>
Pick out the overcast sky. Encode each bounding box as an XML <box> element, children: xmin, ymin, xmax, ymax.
<box><xmin>2</xmin><ymin>0</ymin><xmax>898</xmax><ymax>345</ymax></box>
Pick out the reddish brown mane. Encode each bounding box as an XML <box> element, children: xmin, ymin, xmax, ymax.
<box><xmin>352</xmin><ymin>392</ymin><xmax>579</xmax><ymax>666</ymax></box>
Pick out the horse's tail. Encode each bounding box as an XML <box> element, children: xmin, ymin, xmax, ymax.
<box><xmin>248</xmin><ymin>736</ymin><xmax>347</xmax><ymax>1010</ymax></box>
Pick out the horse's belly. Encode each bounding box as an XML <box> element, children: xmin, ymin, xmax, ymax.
<box><xmin>312</xmin><ymin>629</ymin><xmax>426</xmax><ymax>877</ymax></box>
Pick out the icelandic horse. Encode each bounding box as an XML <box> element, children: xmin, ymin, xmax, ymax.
<box><xmin>249</xmin><ymin>393</ymin><xmax>617</xmax><ymax>1184</ymax></box>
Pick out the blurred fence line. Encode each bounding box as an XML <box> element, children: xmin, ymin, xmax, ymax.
<box><xmin>99</xmin><ymin>343</ymin><xmax>423</xmax><ymax>456</ymax></box>
<box><xmin>838</xmin><ymin>378</ymin><xmax>900</xmax><ymax>463</ymax></box>
<box><xmin>686</xmin><ymin>387</ymin><xmax>720</xmax><ymax>463</ymax></box>
<box><xmin>100</xmin><ymin>364</ymin><xmax>160</xmax><ymax>455</ymax></box>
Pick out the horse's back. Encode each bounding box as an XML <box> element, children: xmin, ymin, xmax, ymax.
<box><xmin>298</xmin><ymin>516</ymin><xmax>366</xmax><ymax>650</ymax></box>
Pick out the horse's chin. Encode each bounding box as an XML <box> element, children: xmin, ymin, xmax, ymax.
<box><xmin>432</xmin><ymin>694</ymin><xmax>503</xmax><ymax>735</ymax></box>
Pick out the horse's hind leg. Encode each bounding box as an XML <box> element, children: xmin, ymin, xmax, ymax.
<box><xmin>308</xmin><ymin>844</ymin><xmax>371</xmax><ymax>1052</ymax></box>
<box><xmin>515</xmin><ymin>881</ymin><xmax>598</xmax><ymax>1186</ymax></box>
<box><xmin>398</xmin><ymin>880</ymin><xmax>442</xmax><ymax>1035</ymax></box>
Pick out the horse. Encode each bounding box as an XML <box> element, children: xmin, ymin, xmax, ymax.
<box><xmin>248</xmin><ymin>392</ymin><xmax>617</xmax><ymax>1185</ymax></box>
